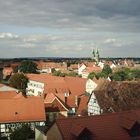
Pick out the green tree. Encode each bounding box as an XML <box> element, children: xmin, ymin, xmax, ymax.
<box><xmin>52</xmin><ymin>70</ymin><xmax>66</xmax><ymax>77</ymax></box>
<box><xmin>88</xmin><ymin>72</ymin><xmax>96</xmax><ymax>79</ymax></box>
<box><xmin>102</xmin><ymin>64</ymin><xmax>112</xmax><ymax>76</ymax></box>
<box><xmin>10</xmin><ymin>124</ymin><xmax>34</xmax><ymax>140</ymax></box>
<box><xmin>51</xmin><ymin>68</ymin><xmax>56</xmax><ymax>73</ymax></box>
<box><xmin>19</xmin><ymin>60</ymin><xmax>38</xmax><ymax>73</ymax></box>
<box><xmin>67</xmin><ymin>72</ymin><xmax>78</xmax><ymax>77</ymax></box>
<box><xmin>111</xmin><ymin>69</ymin><xmax>129</xmax><ymax>81</ymax></box>
<box><xmin>131</xmin><ymin>69</ymin><xmax>140</xmax><ymax>79</ymax></box>
<box><xmin>111</xmin><ymin>72</ymin><xmax>122</xmax><ymax>81</ymax></box>
<box><xmin>95</xmin><ymin>72</ymin><xmax>106</xmax><ymax>79</ymax></box>
<box><xmin>9</xmin><ymin>73</ymin><xmax>28</xmax><ymax>93</ymax></box>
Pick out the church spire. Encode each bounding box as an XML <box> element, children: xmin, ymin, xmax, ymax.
<box><xmin>92</xmin><ymin>48</ymin><xmax>95</xmax><ymax>57</ymax></box>
<box><xmin>92</xmin><ymin>48</ymin><xmax>100</xmax><ymax>63</ymax></box>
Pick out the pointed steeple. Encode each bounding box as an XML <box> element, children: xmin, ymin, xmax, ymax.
<box><xmin>95</xmin><ymin>48</ymin><xmax>100</xmax><ymax>63</ymax></box>
<box><xmin>95</xmin><ymin>48</ymin><xmax>99</xmax><ymax>55</ymax></box>
<box><xmin>92</xmin><ymin>48</ymin><xmax>95</xmax><ymax>57</ymax></box>
<box><xmin>91</xmin><ymin>48</ymin><xmax>100</xmax><ymax>63</ymax></box>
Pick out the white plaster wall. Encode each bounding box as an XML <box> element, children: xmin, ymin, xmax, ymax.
<box><xmin>78</xmin><ymin>64</ymin><xmax>86</xmax><ymax>75</ymax></box>
<box><xmin>88</xmin><ymin>93</ymin><xmax>101</xmax><ymax>115</ymax></box>
<box><xmin>86</xmin><ymin>79</ymin><xmax>97</xmax><ymax>94</ymax></box>
<box><xmin>26</xmin><ymin>80</ymin><xmax>44</xmax><ymax>96</ymax></box>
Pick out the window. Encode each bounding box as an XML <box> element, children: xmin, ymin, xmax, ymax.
<box><xmin>94</xmin><ymin>99</ymin><xmax>96</xmax><ymax>103</ymax></box>
<box><xmin>77</xmin><ymin>128</ymin><xmax>92</xmax><ymax>140</ymax></box>
<box><xmin>128</xmin><ymin>122</ymin><xmax>140</xmax><ymax>139</ymax></box>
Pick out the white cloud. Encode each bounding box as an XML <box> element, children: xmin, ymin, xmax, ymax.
<box><xmin>104</xmin><ymin>38</ymin><xmax>116</xmax><ymax>44</ymax></box>
<box><xmin>16</xmin><ymin>43</ymin><xmax>36</xmax><ymax>48</ymax></box>
<box><xmin>0</xmin><ymin>32</ymin><xmax>18</xmax><ymax>39</ymax></box>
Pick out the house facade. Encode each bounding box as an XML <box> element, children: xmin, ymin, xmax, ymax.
<box><xmin>36</xmin><ymin>109</ymin><xmax>140</xmax><ymax>140</ymax></box>
<box><xmin>0</xmin><ymin>91</ymin><xmax>46</xmax><ymax>138</ymax></box>
<box><xmin>2</xmin><ymin>67</ymin><xmax>13</xmax><ymax>79</ymax></box>
<box><xmin>26</xmin><ymin>80</ymin><xmax>44</xmax><ymax>96</ymax></box>
<box><xmin>88</xmin><ymin>92</ymin><xmax>102</xmax><ymax>115</ymax></box>
<box><xmin>26</xmin><ymin>74</ymin><xmax>89</xmax><ymax>118</ymax></box>
<box><xmin>78</xmin><ymin>63</ymin><xmax>86</xmax><ymax>75</ymax></box>
<box><xmin>85</xmin><ymin>79</ymin><xmax>97</xmax><ymax>94</ymax></box>
<box><xmin>88</xmin><ymin>81</ymin><xmax>140</xmax><ymax>115</ymax></box>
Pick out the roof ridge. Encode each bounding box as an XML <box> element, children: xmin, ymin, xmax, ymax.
<box><xmin>57</xmin><ymin>109</ymin><xmax>140</xmax><ymax>121</ymax></box>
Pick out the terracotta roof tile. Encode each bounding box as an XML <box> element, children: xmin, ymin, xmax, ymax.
<box><xmin>83</xmin><ymin>66</ymin><xmax>102</xmax><ymax>73</ymax></box>
<box><xmin>0</xmin><ymin>96</ymin><xmax>46</xmax><ymax>123</ymax></box>
<box><xmin>0</xmin><ymin>91</ymin><xmax>18</xmax><ymax>99</ymax></box>
<box><xmin>94</xmin><ymin>81</ymin><xmax>140</xmax><ymax>113</ymax></box>
<box><xmin>55</xmin><ymin>110</ymin><xmax>140</xmax><ymax>140</ymax></box>
<box><xmin>27</xmin><ymin>74</ymin><xmax>87</xmax><ymax>112</ymax></box>
<box><xmin>27</xmin><ymin>74</ymin><xmax>64</xmax><ymax>83</ymax></box>
<box><xmin>77</xmin><ymin>95</ymin><xmax>89</xmax><ymax>115</ymax></box>
<box><xmin>44</xmin><ymin>93</ymin><xmax>56</xmax><ymax>103</ymax></box>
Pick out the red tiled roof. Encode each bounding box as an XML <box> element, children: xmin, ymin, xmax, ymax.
<box><xmin>27</xmin><ymin>74</ymin><xmax>87</xmax><ymax>111</ymax></box>
<box><xmin>11</xmin><ymin>63</ymin><xmax>20</xmax><ymax>69</ymax></box>
<box><xmin>44</xmin><ymin>93</ymin><xmax>56</xmax><ymax>103</ymax></box>
<box><xmin>94</xmin><ymin>81</ymin><xmax>140</xmax><ymax>113</ymax></box>
<box><xmin>77</xmin><ymin>95</ymin><xmax>89</xmax><ymax>115</ymax></box>
<box><xmin>70</xmin><ymin>64</ymin><xmax>78</xmax><ymax>70</ymax></box>
<box><xmin>119</xmin><ymin>111</ymin><xmax>140</xmax><ymax>129</ymax></box>
<box><xmin>27</xmin><ymin>74</ymin><xmax>64</xmax><ymax>83</ymax></box>
<box><xmin>44</xmin><ymin>93</ymin><xmax>68</xmax><ymax>112</ymax></box>
<box><xmin>0</xmin><ymin>96</ymin><xmax>46</xmax><ymax>123</ymax></box>
<box><xmin>44</xmin><ymin>82</ymin><xmax>69</xmax><ymax>94</ymax></box>
<box><xmin>83</xmin><ymin>66</ymin><xmax>102</xmax><ymax>73</ymax></box>
<box><xmin>70</xmin><ymin>124</ymin><xmax>85</xmax><ymax>137</ymax></box>
<box><xmin>0</xmin><ymin>91</ymin><xmax>18</xmax><ymax>99</ymax></box>
<box><xmin>55</xmin><ymin>110</ymin><xmax>140</xmax><ymax>140</ymax></box>
<box><xmin>55</xmin><ymin>94</ymin><xmax>65</xmax><ymax>103</ymax></box>
<box><xmin>34</xmin><ymin>61</ymin><xmax>67</xmax><ymax>70</ymax></box>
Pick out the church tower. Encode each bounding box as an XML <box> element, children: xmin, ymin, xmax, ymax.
<box><xmin>95</xmin><ymin>48</ymin><xmax>99</xmax><ymax>63</ymax></box>
<box><xmin>92</xmin><ymin>48</ymin><xmax>100</xmax><ymax>63</ymax></box>
<box><xmin>92</xmin><ymin>49</ymin><xmax>95</xmax><ymax>60</ymax></box>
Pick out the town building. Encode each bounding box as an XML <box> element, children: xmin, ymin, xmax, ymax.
<box><xmin>88</xmin><ymin>80</ymin><xmax>140</xmax><ymax>115</ymax></box>
<box><xmin>78</xmin><ymin>63</ymin><xmax>102</xmax><ymax>78</ymax></box>
<box><xmin>35</xmin><ymin>61</ymin><xmax>67</xmax><ymax>74</ymax></box>
<box><xmin>0</xmin><ymin>91</ymin><xmax>46</xmax><ymax>138</ymax></box>
<box><xmin>36</xmin><ymin>109</ymin><xmax>140</xmax><ymax>140</ymax></box>
<box><xmin>26</xmin><ymin>74</ymin><xmax>89</xmax><ymax>119</ymax></box>
<box><xmin>2</xmin><ymin>67</ymin><xmax>13</xmax><ymax>79</ymax></box>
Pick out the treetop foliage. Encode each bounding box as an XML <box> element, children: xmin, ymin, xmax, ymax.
<box><xmin>88</xmin><ymin>66</ymin><xmax>140</xmax><ymax>81</ymax></box>
<box><xmin>19</xmin><ymin>60</ymin><xmax>38</xmax><ymax>73</ymax></box>
<box><xmin>9</xmin><ymin>73</ymin><xmax>28</xmax><ymax>93</ymax></box>
<box><xmin>10</xmin><ymin>124</ymin><xmax>34</xmax><ymax>140</ymax></box>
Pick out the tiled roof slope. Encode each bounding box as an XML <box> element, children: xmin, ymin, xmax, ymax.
<box><xmin>56</xmin><ymin>109</ymin><xmax>140</xmax><ymax>140</ymax></box>
<box><xmin>27</xmin><ymin>74</ymin><xmax>64</xmax><ymax>83</ymax></box>
<box><xmin>27</xmin><ymin>74</ymin><xmax>86</xmax><ymax>95</ymax></box>
<box><xmin>0</xmin><ymin>91</ymin><xmax>18</xmax><ymax>99</ymax></box>
<box><xmin>27</xmin><ymin>74</ymin><xmax>88</xmax><ymax>112</ymax></box>
<box><xmin>94</xmin><ymin>81</ymin><xmax>140</xmax><ymax>113</ymax></box>
<box><xmin>0</xmin><ymin>96</ymin><xmax>46</xmax><ymax>123</ymax></box>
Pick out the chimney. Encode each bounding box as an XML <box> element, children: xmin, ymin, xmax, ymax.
<box><xmin>75</xmin><ymin>96</ymin><xmax>78</xmax><ymax>107</ymax></box>
<box><xmin>64</xmin><ymin>92</ymin><xmax>69</xmax><ymax>105</ymax></box>
<box><xmin>65</xmin><ymin>96</ymin><xmax>67</xmax><ymax>104</ymax></box>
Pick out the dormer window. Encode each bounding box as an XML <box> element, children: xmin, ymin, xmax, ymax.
<box><xmin>77</xmin><ymin>128</ymin><xmax>92</xmax><ymax>140</ymax></box>
<box><xmin>128</xmin><ymin>122</ymin><xmax>140</xmax><ymax>139</ymax></box>
<box><xmin>64</xmin><ymin>92</ymin><xmax>69</xmax><ymax>97</ymax></box>
<box><xmin>71</xmin><ymin>125</ymin><xmax>92</xmax><ymax>140</ymax></box>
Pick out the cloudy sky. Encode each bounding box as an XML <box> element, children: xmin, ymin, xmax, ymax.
<box><xmin>0</xmin><ymin>0</ymin><xmax>140</xmax><ymax>58</ymax></box>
